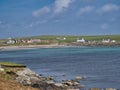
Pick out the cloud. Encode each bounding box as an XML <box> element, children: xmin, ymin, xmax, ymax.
<box><xmin>78</xmin><ymin>6</ymin><xmax>95</xmax><ymax>15</ymax></box>
<box><xmin>32</xmin><ymin>6</ymin><xmax>51</xmax><ymax>17</ymax></box>
<box><xmin>54</xmin><ymin>0</ymin><xmax>74</xmax><ymax>14</ymax></box>
<box><xmin>98</xmin><ymin>4</ymin><xmax>119</xmax><ymax>13</ymax></box>
<box><xmin>101</xmin><ymin>23</ymin><xmax>109</xmax><ymax>29</ymax></box>
<box><xmin>32</xmin><ymin>0</ymin><xmax>74</xmax><ymax>17</ymax></box>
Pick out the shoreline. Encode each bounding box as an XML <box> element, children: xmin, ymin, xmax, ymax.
<box><xmin>0</xmin><ymin>44</ymin><xmax>120</xmax><ymax>50</ymax></box>
<box><xmin>0</xmin><ymin>45</ymin><xmax>67</xmax><ymax>50</ymax></box>
<box><xmin>0</xmin><ymin>63</ymin><xmax>85</xmax><ymax>90</ymax></box>
<box><xmin>0</xmin><ymin>62</ymin><xmax>119</xmax><ymax>90</ymax></box>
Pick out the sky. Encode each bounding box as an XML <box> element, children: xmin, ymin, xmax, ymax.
<box><xmin>0</xmin><ymin>0</ymin><xmax>120</xmax><ymax>38</ymax></box>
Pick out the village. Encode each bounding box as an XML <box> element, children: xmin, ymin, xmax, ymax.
<box><xmin>0</xmin><ymin>36</ymin><xmax>119</xmax><ymax>46</ymax></box>
<box><xmin>0</xmin><ymin>36</ymin><xmax>120</xmax><ymax>46</ymax></box>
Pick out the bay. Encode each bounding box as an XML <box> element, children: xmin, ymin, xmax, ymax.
<box><xmin>0</xmin><ymin>47</ymin><xmax>120</xmax><ymax>88</ymax></box>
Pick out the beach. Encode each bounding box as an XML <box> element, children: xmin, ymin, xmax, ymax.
<box><xmin>0</xmin><ymin>45</ymin><xmax>67</xmax><ymax>50</ymax></box>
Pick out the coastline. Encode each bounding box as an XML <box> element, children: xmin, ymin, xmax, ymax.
<box><xmin>0</xmin><ymin>45</ymin><xmax>67</xmax><ymax>50</ymax></box>
<box><xmin>0</xmin><ymin>62</ymin><xmax>119</xmax><ymax>90</ymax></box>
<box><xmin>0</xmin><ymin>43</ymin><xmax>120</xmax><ymax>51</ymax></box>
<box><xmin>0</xmin><ymin>63</ymin><xmax>85</xmax><ymax>90</ymax></box>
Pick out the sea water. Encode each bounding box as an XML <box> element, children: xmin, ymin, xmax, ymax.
<box><xmin>0</xmin><ymin>47</ymin><xmax>120</xmax><ymax>88</ymax></box>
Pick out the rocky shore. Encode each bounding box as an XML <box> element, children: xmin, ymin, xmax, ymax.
<box><xmin>68</xmin><ymin>42</ymin><xmax>120</xmax><ymax>47</ymax></box>
<box><xmin>0</xmin><ymin>64</ymin><xmax>85</xmax><ymax>90</ymax></box>
<box><xmin>0</xmin><ymin>63</ymin><xmax>119</xmax><ymax>90</ymax></box>
<box><xmin>15</xmin><ymin>68</ymin><xmax>86</xmax><ymax>90</ymax></box>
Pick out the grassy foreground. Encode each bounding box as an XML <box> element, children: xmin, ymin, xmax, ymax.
<box><xmin>0</xmin><ymin>62</ymin><xmax>25</xmax><ymax>67</ymax></box>
<box><xmin>0</xmin><ymin>62</ymin><xmax>39</xmax><ymax>90</ymax></box>
<box><xmin>0</xmin><ymin>78</ymin><xmax>39</xmax><ymax>90</ymax></box>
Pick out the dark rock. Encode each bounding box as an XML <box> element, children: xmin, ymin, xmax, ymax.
<box><xmin>6</xmin><ymin>71</ymin><xmax>18</xmax><ymax>78</ymax></box>
<box><xmin>14</xmin><ymin>68</ymin><xmax>83</xmax><ymax>90</ymax></box>
<box><xmin>32</xmin><ymin>82</ymin><xmax>65</xmax><ymax>90</ymax></box>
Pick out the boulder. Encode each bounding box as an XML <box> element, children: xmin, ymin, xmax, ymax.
<box><xmin>16</xmin><ymin>68</ymin><xmax>36</xmax><ymax>76</ymax></box>
<box><xmin>15</xmin><ymin>68</ymin><xmax>41</xmax><ymax>85</ymax></box>
<box><xmin>62</xmin><ymin>80</ymin><xmax>80</xmax><ymax>86</ymax></box>
<box><xmin>46</xmin><ymin>80</ymin><xmax>55</xmax><ymax>84</ymax></box>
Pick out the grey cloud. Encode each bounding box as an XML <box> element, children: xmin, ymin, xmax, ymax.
<box><xmin>97</xmin><ymin>4</ymin><xmax>119</xmax><ymax>13</ymax></box>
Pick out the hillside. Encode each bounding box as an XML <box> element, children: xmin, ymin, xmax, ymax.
<box><xmin>17</xmin><ymin>35</ymin><xmax>120</xmax><ymax>42</ymax></box>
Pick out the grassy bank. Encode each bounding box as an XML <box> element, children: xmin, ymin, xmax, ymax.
<box><xmin>0</xmin><ymin>62</ymin><xmax>39</xmax><ymax>90</ymax></box>
<box><xmin>0</xmin><ymin>62</ymin><xmax>25</xmax><ymax>67</ymax></box>
<box><xmin>0</xmin><ymin>62</ymin><xmax>25</xmax><ymax>79</ymax></box>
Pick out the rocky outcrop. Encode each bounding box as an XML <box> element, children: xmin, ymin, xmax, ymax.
<box><xmin>0</xmin><ymin>78</ymin><xmax>39</xmax><ymax>90</ymax></box>
<box><xmin>15</xmin><ymin>68</ymin><xmax>41</xmax><ymax>85</ymax></box>
<box><xmin>1</xmin><ymin>64</ymin><xmax>118</xmax><ymax>90</ymax></box>
<box><xmin>15</xmin><ymin>68</ymin><xmax>84</xmax><ymax>90</ymax></box>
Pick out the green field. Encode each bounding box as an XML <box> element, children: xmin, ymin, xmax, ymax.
<box><xmin>23</xmin><ymin>35</ymin><xmax>120</xmax><ymax>42</ymax></box>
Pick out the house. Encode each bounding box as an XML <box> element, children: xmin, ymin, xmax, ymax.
<box><xmin>27</xmin><ymin>40</ymin><xmax>32</xmax><ymax>43</ymax></box>
<box><xmin>111</xmin><ymin>40</ymin><xmax>116</xmax><ymax>43</ymax></box>
<box><xmin>7</xmin><ymin>37</ymin><xmax>16</xmax><ymax>44</ymax></box>
<box><xmin>77</xmin><ymin>38</ymin><xmax>85</xmax><ymax>43</ymax></box>
<box><xmin>21</xmin><ymin>39</ymin><xmax>41</xmax><ymax>43</ymax></box>
<box><xmin>102</xmin><ymin>39</ymin><xmax>110</xmax><ymax>43</ymax></box>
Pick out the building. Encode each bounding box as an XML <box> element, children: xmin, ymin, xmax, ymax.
<box><xmin>29</xmin><ymin>39</ymin><xmax>41</xmax><ymax>43</ymax></box>
<box><xmin>111</xmin><ymin>40</ymin><xmax>116</xmax><ymax>43</ymax></box>
<box><xmin>7</xmin><ymin>37</ymin><xmax>16</xmax><ymax>44</ymax></box>
<box><xmin>21</xmin><ymin>39</ymin><xmax>41</xmax><ymax>43</ymax></box>
<box><xmin>102</xmin><ymin>39</ymin><xmax>110</xmax><ymax>43</ymax></box>
<box><xmin>77</xmin><ymin>38</ymin><xmax>85</xmax><ymax>43</ymax></box>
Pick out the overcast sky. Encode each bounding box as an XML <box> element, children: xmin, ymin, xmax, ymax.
<box><xmin>0</xmin><ymin>0</ymin><xmax>120</xmax><ymax>38</ymax></box>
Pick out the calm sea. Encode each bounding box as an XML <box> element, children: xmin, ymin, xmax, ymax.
<box><xmin>0</xmin><ymin>47</ymin><xmax>120</xmax><ymax>88</ymax></box>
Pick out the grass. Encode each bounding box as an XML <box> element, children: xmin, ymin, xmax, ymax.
<box><xmin>0</xmin><ymin>62</ymin><xmax>24</xmax><ymax>67</ymax></box>
<box><xmin>24</xmin><ymin>35</ymin><xmax>120</xmax><ymax>41</ymax></box>
<box><xmin>0</xmin><ymin>62</ymin><xmax>25</xmax><ymax>79</ymax></box>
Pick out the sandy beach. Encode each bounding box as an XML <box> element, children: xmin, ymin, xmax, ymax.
<box><xmin>0</xmin><ymin>44</ymin><xmax>67</xmax><ymax>50</ymax></box>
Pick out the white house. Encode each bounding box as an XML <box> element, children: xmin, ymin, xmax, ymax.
<box><xmin>111</xmin><ymin>40</ymin><xmax>116</xmax><ymax>43</ymax></box>
<box><xmin>102</xmin><ymin>39</ymin><xmax>110</xmax><ymax>43</ymax></box>
<box><xmin>7</xmin><ymin>37</ymin><xmax>16</xmax><ymax>44</ymax></box>
<box><xmin>77</xmin><ymin>38</ymin><xmax>85</xmax><ymax>43</ymax></box>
